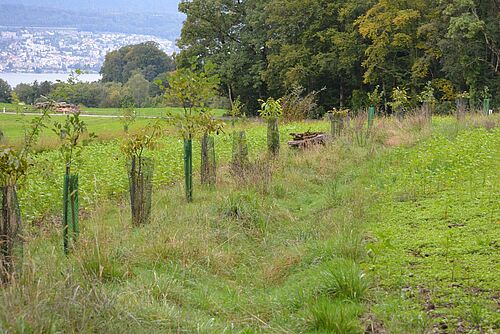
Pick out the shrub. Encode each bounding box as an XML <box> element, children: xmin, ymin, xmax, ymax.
<box><xmin>258</xmin><ymin>97</ymin><xmax>283</xmax><ymax>156</ymax></box>
<box><xmin>281</xmin><ymin>85</ymin><xmax>319</xmax><ymax>122</ymax></box>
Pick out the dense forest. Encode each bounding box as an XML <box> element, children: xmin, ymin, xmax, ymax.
<box><xmin>176</xmin><ymin>0</ymin><xmax>499</xmax><ymax>115</ymax></box>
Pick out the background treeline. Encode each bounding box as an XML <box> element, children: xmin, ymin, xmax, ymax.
<box><xmin>0</xmin><ymin>42</ymin><xmax>176</xmax><ymax>108</ymax></box>
<box><xmin>176</xmin><ymin>0</ymin><xmax>499</xmax><ymax>115</ymax></box>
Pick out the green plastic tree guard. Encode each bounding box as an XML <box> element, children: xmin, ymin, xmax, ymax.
<box><xmin>63</xmin><ymin>173</ymin><xmax>79</xmax><ymax>254</ymax></box>
<box><xmin>184</xmin><ymin>139</ymin><xmax>193</xmax><ymax>202</ymax></box>
<box><xmin>0</xmin><ymin>185</ymin><xmax>22</xmax><ymax>283</ymax></box>
<box><xmin>483</xmin><ymin>98</ymin><xmax>490</xmax><ymax>116</ymax></box>
<box><xmin>368</xmin><ymin>106</ymin><xmax>375</xmax><ymax>127</ymax></box>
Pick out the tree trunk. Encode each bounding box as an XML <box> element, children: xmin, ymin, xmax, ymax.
<box><xmin>128</xmin><ymin>157</ymin><xmax>154</xmax><ymax>225</ymax></box>
<box><xmin>201</xmin><ymin>133</ymin><xmax>216</xmax><ymax>187</ymax></box>
<box><xmin>0</xmin><ymin>184</ymin><xmax>22</xmax><ymax>283</ymax></box>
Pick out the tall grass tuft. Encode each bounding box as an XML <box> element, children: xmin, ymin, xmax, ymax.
<box><xmin>217</xmin><ymin>190</ymin><xmax>268</xmax><ymax>232</ymax></box>
<box><xmin>321</xmin><ymin>259</ymin><xmax>368</xmax><ymax>302</ymax></box>
<box><xmin>309</xmin><ymin>297</ymin><xmax>363</xmax><ymax>333</ymax></box>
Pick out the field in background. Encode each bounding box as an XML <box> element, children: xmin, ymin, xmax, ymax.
<box><xmin>10</xmin><ymin>119</ymin><xmax>327</xmax><ymax>220</ymax></box>
<box><xmin>81</xmin><ymin>106</ymin><xmax>227</xmax><ymax>117</ymax></box>
<box><xmin>0</xmin><ymin>102</ymin><xmax>227</xmax><ymax>118</ymax></box>
<box><xmin>0</xmin><ymin>106</ymin><xmax>227</xmax><ymax>149</ymax></box>
<box><xmin>1</xmin><ymin>113</ymin><xmax>152</xmax><ymax>146</ymax></box>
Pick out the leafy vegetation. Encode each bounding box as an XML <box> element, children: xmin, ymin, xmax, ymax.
<box><xmin>163</xmin><ymin>62</ymin><xmax>224</xmax><ymax>202</ymax></box>
<box><xmin>0</xmin><ymin>105</ymin><xmax>50</xmax><ymax>282</ymax></box>
<box><xmin>14</xmin><ymin>121</ymin><xmax>326</xmax><ymax>220</ymax></box>
<box><xmin>177</xmin><ymin>0</ymin><xmax>498</xmax><ymax>114</ymax></box>
<box><xmin>121</xmin><ymin>122</ymin><xmax>162</xmax><ymax>226</ymax></box>
<box><xmin>1</xmin><ymin>0</ymin><xmax>498</xmax><ymax>331</ymax></box>
<box><xmin>2</xmin><ymin>43</ymin><xmax>177</xmax><ymax>109</ymax></box>
<box><xmin>258</xmin><ymin>97</ymin><xmax>283</xmax><ymax>156</ymax></box>
<box><xmin>100</xmin><ymin>42</ymin><xmax>175</xmax><ymax>83</ymax></box>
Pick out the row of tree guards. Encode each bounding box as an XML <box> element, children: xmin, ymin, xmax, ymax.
<box><xmin>0</xmin><ymin>67</ymin><xmax>494</xmax><ymax>283</ymax></box>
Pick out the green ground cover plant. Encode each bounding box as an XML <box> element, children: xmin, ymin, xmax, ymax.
<box><xmin>0</xmin><ymin>113</ymin><xmax>154</xmax><ymax>148</ymax></box>
<box><xmin>0</xmin><ymin>113</ymin><xmax>379</xmax><ymax>333</ymax></box>
<box><xmin>16</xmin><ymin>121</ymin><xmax>328</xmax><ymax>220</ymax></box>
<box><xmin>365</xmin><ymin>123</ymin><xmax>500</xmax><ymax>333</ymax></box>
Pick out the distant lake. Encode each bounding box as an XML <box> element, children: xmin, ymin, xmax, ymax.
<box><xmin>0</xmin><ymin>72</ymin><xmax>102</xmax><ymax>87</ymax></box>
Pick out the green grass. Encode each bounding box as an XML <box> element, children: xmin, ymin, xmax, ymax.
<box><xmin>11</xmin><ymin>119</ymin><xmax>329</xmax><ymax>220</ymax></box>
<box><xmin>1</xmin><ymin>120</ymin><xmax>376</xmax><ymax>333</ymax></box>
<box><xmin>0</xmin><ymin>102</ymin><xmax>13</xmax><ymax>110</ymax></box>
<box><xmin>0</xmin><ymin>102</ymin><xmax>227</xmax><ymax>117</ymax></box>
<box><xmin>0</xmin><ymin>113</ymin><xmax>152</xmax><ymax>145</ymax></box>
<box><xmin>80</xmin><ymin>106</ymin><xmax>227</xmax><ymax>117</ymax></box>
<box><xmin>364</xmin><ymin>124</ymin><xmax>500</xmax><ymax>333</ymax></box>
<box><xmin>0</xmin><ymin>114</ymin><xmax>498</xmax><ymax>333</ymax></box>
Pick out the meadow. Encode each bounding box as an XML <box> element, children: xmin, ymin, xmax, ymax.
<box><xmin>0</xmin><ymin>112</ymin><xmax>499</xmax><ymax>333</ymax></box>
<box><xmin>0</xmin><ymin>113</ymin><xmax>152</xmax><ymax>148</ymax></box>
<box><xmin>0</xmin><ymin>103</ymin><xmax>227</xmax><ymax>118</ymax></box>
<box><xmin>1</xmin><ymin>112</ymin><xmax>327</xmax><ymax>220</ymax></box>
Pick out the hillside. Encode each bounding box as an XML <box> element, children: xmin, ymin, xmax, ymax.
<box><xmin>0</xmin><ymin>4</ymin><xmax>183</xmax><ymax>39</ymax></box>
<box><xmin>0</xmin><ymin>0</ymin><xmax>181</xmax><ymax>14</ymax></box>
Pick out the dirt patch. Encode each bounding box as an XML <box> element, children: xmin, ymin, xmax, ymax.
<box><xmin>363</xmin><ymin>314</ymin><xmax>388</xmax><ymax>334</ymax></box>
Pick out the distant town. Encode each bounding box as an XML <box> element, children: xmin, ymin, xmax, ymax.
<box><xmin>0</xmin><ymin>27</ymin><xmax>177</xmax><ymax>73</ymax></box>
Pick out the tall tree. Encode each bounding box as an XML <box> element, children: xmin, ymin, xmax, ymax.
<box><xmin>177</xmin><ymin>0</ymin><xmax>269</xmax><ymax>114</ymax></box>
<box><xmin>356</xmin><ymin>0</ymin><xmax>438</xmax><ymax>95</ymax></box>
<box><xmin>124</xmin><ymin>73</ymin><xmax>150</xmax><ymax>107</ymax></box>
<box><xmin>177</xmin><ymin>0</ymin><xmax>499</xmax><ymax>112</ymax></box>
<box><xmin>438</xmin><ymin>0</ymin><xmax>500</xmax><ymax>102</ymax></box>
<box><xmin>0</xmin><ymin>79</ymin><xmax>12</xmax><ymax>103</ymax></box>
<box><xmin>264</xmin><ymin>0</ymin><xmax>371</xmax><ymax>108</ymax></box>
<box><xmin>100</xmin><ymin>42</ymin><xmax>175</xmax><ymax>83</ymax></box>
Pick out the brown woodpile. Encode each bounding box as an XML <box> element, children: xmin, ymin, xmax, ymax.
<box><xmin>35</xmin><ymin>102</ymin><xmax>80</xmax><ymax>114</ymax></box>
<box><xmin>287</xmin><ymin>131</ymin><xmax>327</xmax><ymax>148</ymax></box>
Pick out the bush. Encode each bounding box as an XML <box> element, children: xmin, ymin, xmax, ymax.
<box><xmin>281</xmin><ymin>85</ymin><xmax>319</xmax><ymax>122</ymax></box>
